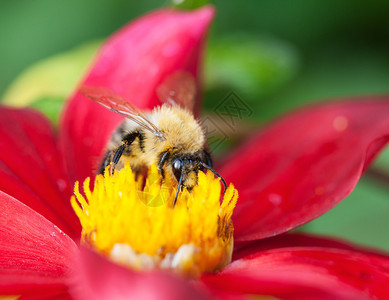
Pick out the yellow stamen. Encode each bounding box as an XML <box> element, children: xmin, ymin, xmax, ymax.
<box><xmin>71</xmin><ymin>163</ymin><xmax>238</xmax><ymax>278</ymax></box>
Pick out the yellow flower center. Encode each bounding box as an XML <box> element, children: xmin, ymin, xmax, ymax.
<box><xmin>71</xmin><ymin>163</ymin><xmax>238</xmax><ymax>278</ymax></box>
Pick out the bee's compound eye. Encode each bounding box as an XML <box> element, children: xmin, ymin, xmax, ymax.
<box><xmin>173</xmin><ymin>160</ymin><xmax>181</xmax><ymax>170</ymax></box>
<box><xmin>172</xmin><ymin>159</ymin><xmax>183</xmax><ymax>181</ymax></box>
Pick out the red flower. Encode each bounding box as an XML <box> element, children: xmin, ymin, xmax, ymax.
<box><xmin>1</xmin><ymin>6</ymin><xmax>389</xmax><ymax>300</ymax></box>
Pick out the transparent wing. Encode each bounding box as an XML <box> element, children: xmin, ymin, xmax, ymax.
<box><xmin>156</xmin><ymin>71</ymin><xmax>196</xmax><ymax>112</ymax></box>
<box><xmin>80</xmin><ymin>85</ymin><xmax>164</xmax><ymax>137</ymax></box>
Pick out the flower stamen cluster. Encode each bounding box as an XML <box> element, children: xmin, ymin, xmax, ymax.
<box><xmin>71</xmin><ymin>163</ymin><xmax>238</xmax><ymax>278</ymax></box>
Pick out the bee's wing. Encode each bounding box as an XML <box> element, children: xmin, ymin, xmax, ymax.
<box><xmin>80</xmin><ymin>85</ymin><xmax>164</xmax><ymax>137</ymax></box>
<box><xmin>156</xmin><ymin>71</ymin><xmax>196</xmax><ymax>112</ymax></box>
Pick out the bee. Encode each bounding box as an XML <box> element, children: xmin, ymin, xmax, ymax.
<box><xmin>80</xmin><ymin>71</ymin><xmax>226</xmax><ymax>206</ymax></box>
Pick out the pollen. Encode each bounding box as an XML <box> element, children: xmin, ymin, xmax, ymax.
<box><xmin>71</xmin><ymin>163</ymin><xmax>238</xmax><ymax>278</ymax></box>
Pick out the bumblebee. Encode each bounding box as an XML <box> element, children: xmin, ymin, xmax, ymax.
<box><xmin>81</xmin><ymin>71</ymin><xmax>226</xmax><ymax>206</ymax></box>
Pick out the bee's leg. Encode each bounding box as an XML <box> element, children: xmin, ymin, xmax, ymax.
<box><xmin>200</xmin><ymin>162</ymin><xmax>227</xmax><ymax>193</ymax></box>
<box><xmin>111</xmin><ymin>144</ymin><xmax>126</xmax><ymax>173</ymax></box>
<box><xmin>111</xmin><ymin>131</ymin><xmax>142</xmax><ymax>174</ymax></box>
<box><xmin>173</xmin><ymin>167</ymin><xmax>185</xmax><ymax>208</ymax></box>
<box><xmin>158</xmin><ymin>151</ymin><xmax>170</xmax><ymax>185</ymax></box>
<box><xmin>99</xmin><ymin>150</ymin><xmax>114</xmax><ymax>174</ymax></box>
<box><xmin>202</xmin><ymin>149</ymin><xmax>213</xmax><ymax>168</ymax></box>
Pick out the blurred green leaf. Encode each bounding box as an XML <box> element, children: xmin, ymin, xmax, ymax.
<box><xmin>260</xmin><ymin>49</ymin><xmax>389</xmax><ymax>120</ymax></box>
<box><xmin>170</xmin><ymin>0</ymin><xmax>211</xmax><ymax>10</ymax></box>
<box><xmin>203</xmin><ymin>34</ymin><xmax>300</xmax><ymax>122</ymax></box>
<box><xmin>29</xmin><ymin>97</ymin><xmax>64</xmax><ymax>125</ymax></box>
<box><xmin>205</xmin><ymin>34</ymin><xmax>300</xmax><ymax>99</ymax></box>
<box><xmin>373</xmin><ymin>148</ymin><xmax>389</xmax><ymax>171</ymax></box>
<box><xmin>2</xmin><ymin>40</ymin><xmax>100</xmax><ymax>107</ymax></box>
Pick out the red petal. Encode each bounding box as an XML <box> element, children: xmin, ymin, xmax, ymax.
<box><xmin>0</xmin><ymin>106</ymin><xmax>80</xmax><ymax>238</ymax></box>
<box><xmin>19</xmin><ymin>290</ymin><xmax>72</xmax><ymax>300</ymax></box>
<box><xmin>72</xmin><ymin>248</ymin><xmax>211</xmax><ymax>300</ymax></box>
<box><xmin>219</xmin><ymin>99</ymin><xmax>389</xmax><ymax>241</ymax></box>
<box><xmin>233</xmin><ymin>232</ymin><xmax>389</xmax><ymax>261</ymax></box>
<box><xmin>59</xmin><ymin>6</ymin><xmax>214</xmax><ymax>184</ymax></box>
<box><xmin>0</xmin><ymin>191</ymin><xmax>77</xmax><ymax>295</ymax></box>
<box><xmin>202</xmin><ymin>247</ymin><xmax>389</xmax><ymax>299</ymax></box>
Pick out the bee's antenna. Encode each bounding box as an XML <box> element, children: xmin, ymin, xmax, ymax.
<box><xmin>200</xmin><ymin>162</ymin><xmax>227</xmax><ymax>193</ymax></box>
<box><xmin>173</xmin><ymin>168</ymin><xmax>185</xmax><ymax>208</ymax></box>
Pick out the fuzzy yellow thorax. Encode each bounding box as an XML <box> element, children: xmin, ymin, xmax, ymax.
<box><xmin>71</xmin><ymin>163</ymin><xmax>238</xmax><ymax>278</ymax></box>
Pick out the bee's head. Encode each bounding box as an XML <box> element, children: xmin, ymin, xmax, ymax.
<box><xmin>171</xmin><ymin>156</ymin><xmax>201</xmax><ymax>190</ymax></box>
<box><xmin>163</xmin><ymin>151</ymin><xmax>226</xmax><ymax>207</ymax></box>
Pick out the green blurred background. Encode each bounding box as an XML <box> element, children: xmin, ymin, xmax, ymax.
<box><xmin>0</xmin><ymin>0</ymin><xmax>388</xmax><ymax>250</ymax></box>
